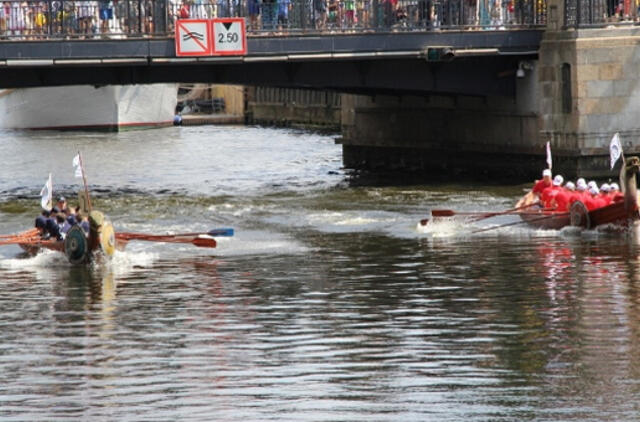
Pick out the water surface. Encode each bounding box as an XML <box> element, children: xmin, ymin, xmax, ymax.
<box><xmin>1</xmin><ymin>126</ymin><xmax>639</xmax><ymax>421</ymax></box>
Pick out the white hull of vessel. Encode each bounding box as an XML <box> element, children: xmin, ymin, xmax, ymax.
<box><xmin>0</xmin><ymin>84</ymin><xmax>178</xmax><ymax>130</ymax></box>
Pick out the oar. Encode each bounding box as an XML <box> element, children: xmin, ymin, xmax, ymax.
<box><xmin>0</xmin><ymin>228</ymin><xmax>38</xmax><ymax>239</ymax></box>
<box><xmin>0</xmin><ymin>236</ymin><xmax>48</xmax><ymax>246</ymax></box>
<box><xmin>117</xmin><ymin>228</ymin><xmax>233</xmax><ymax>239</ymax></box>
<box><xmin>115</xmin><ymin>233</ymin><xmax>218</xmax><ymax>248</ymax></box>
<box><xmin>421</xmin><ymin>202</ymin><xmax>540</xmax><ymax>226</ymax></box>
<box><xmin>471</xmin><ymin>212</ymin><xmax>569</xmax><ymax>234</ymax></box>
<box><xmin>469</xmin><ymin>202</ymin><xmax>541</xmax><ymax>222</ymax></box>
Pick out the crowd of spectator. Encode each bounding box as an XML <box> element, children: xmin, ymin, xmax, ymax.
<box><xmin>1</xmin><ymin>0</ymin><xmax>627</xmax><ymax>38</ymax></box>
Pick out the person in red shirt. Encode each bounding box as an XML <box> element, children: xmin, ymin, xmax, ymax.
<box><xmin>541</xmin><ymin>174</ymin><xmax>563</xmax><ymax>208</ymax></box>
<box><xmin>599</xmin><ymin>184</ymin><xmax>613</xmax><ymax>206</ymax></box>
<box><xmin>584</xmin><ymin>186</ymin><xmax>607</xmax><ymax>211</ymax></box>
<box><xmin>609</xmin><ymin>182</ymin><xmax>624</xmax><ymax>202</ymax></box>
<box><xmin>553</xmin><ymin>181</ymin><xmax>575</xmax><ymax>211</ymax></box>
<box><xmin>531</xmin><ymin>169</ymin><xmax>552</xmax><ymax>199</ymax></box>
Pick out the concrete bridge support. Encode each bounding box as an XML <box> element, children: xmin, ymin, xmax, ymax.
<box><xmin>339</xmin><ymin>75</ymin><xmax>542</xmax><ymax>180</ymax></box>
<box><xmin>340</xmin><ymin>26</ymin><xmax>640</xmax><ymax>181</ymax></box>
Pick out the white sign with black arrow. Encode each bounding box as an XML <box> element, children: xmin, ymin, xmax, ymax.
<box><xmin>212</xmin><ymin>18</ymin><xmax>247</xmax><ymax>56</ymax></box>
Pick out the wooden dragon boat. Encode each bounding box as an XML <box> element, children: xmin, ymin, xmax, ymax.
<box><xmin>1</xmin><ymin>153</ymin><xmax>233</xmax><ymax>264</ymax></box>
<box><xmin>516</xmin><ymin>156</ymin><xmax>640</xmax><ymax>230</ymax></box>
<box><xmin>422</xmin><ymin>156</ymin><xmax>640</xmax><ymax>232</ymax></box>
<box><xmin>3</xmin><ymin>209</ymin><xmax>233</xmax><ymax>264</ymax></box>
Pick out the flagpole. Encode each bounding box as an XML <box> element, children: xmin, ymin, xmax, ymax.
<box><xmin>77</xmin><ymin>151</ymin><xmax>92</xmax><ymax>212</ymax></box>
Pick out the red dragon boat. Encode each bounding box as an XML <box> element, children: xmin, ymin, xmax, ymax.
<box><xmin>516</xmin><ymin>156</ymin><xmax>640</xmax><ymax>230</ymax></box>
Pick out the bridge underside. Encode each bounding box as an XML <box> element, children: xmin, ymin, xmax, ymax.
<box><xmin>0</xmin><ymin>55</ymin><xmax>528</xmax><ymax>97</ymax></box>
<box><xmin>0</xmin><ymin>31</ymin><xmax>541</xmax><ymax>96</ymax></box>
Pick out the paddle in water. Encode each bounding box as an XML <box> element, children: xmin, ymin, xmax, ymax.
<box><xmin>421</xmin><ymin>202</ymin><xmax>540</xmax><ymax>226</ymax></box>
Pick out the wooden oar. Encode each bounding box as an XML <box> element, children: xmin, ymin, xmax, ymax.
<box><xmin>469</xmin><ymin>202</ymin><xmax>541</xmax><ymax>222</ymax></box>
<box><xmin>421</xmin><ymin>202</ymin><xmax>540</xmax><ymax>226</ymax></box>
<box><xmin>115</xmin><ymin>233</ymin><xmax>218</xmax><ymax>248</ymax></box>
<box><xmin>0</xmin><ymin>228</ymin><xmax>38</xmax><ymax>239</ymax></box>
<box><xmin>114</xmin><ymin>228</ymin><xmax>234</xmax><ymax>249</ymax></box>
<box><xmin>0</xmin><ymin>236</ymin><xmax>49</xmax><ymax>246</ymax></box>
<box><xmin>471</xmin><ymin>212</ymin><xmax>569</xmax><ymax>234</ymax></box>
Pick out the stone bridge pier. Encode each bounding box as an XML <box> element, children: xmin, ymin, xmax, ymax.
<box><xmin>339</xmin><ymin>9</ymin><xmax>640</xmax><ymax>181</ymax></box>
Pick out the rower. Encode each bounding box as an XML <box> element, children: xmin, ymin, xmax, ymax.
<box><xmin>584</xmin><ymin>186</ymin><xmax>606</xmax><ymax>211</ymax></box>
<box><xmin>610</xmin><ymin>183</ymin><xmax>624</xmax><ymax>202</ymax></box>
<box><xmin>34</xmin><ymin>216</ymin><xmax>47</xmax><ymax>239</ymax></box>
<box><xmin>553</xmin><ymin>181</ymin><xmax>575</xmax><ymax>211</ymax></box>
<box><xmin>45</xmin><ymin>207</ymin><xmax>63</xmax><ymax>241</ymax></box>
<box><xmin>541</xmin><ymin>175</ymin><xmax>563</xmax><ymax>208</ymax></box>
<box><xmin>576</xmin><ymin>179</ymin><xmax>589</xmax><ymax>203</ymax></box>
<box><xmin>599</xmin><ymin>184</ymin><xmax>613</xmax><ymax>206</ymax></box>
<box><xmin>56</xmin><ymin>196</ymin><xmax>68</xmax><ymax>213</ymax></box>
<box><xmin>532</xmin><ymin>169</ymin><xmax>552</xmax><ymax>199</ymax></box>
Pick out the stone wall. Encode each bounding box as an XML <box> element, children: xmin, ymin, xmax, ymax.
<box><xmin>539</xmin><ymin>27</ymin><xmax>640</xmax><ymax>176</ymax></box>
<box><xmin>339</xmin><ymin>89</ymin><xmax>542</xmax><ymax>180</ymax></box>
<box><xmin>247</xmin><ymin>87</ymin><xmax>341</xmax><ymax>129</ymax></box>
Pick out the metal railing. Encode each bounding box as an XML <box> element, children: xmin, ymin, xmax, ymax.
<box><xmin>564</xmin><ymin>0</ymin><xmax>638</xmax><ymax>27</ymax></box>
<box><xmin>1</xmin><ymin>0</ymin><xmax>635</xmax><ymax>40</ymax></box>
<box><xmin>0</xmin><ymin>0</ymin><xmax>551</xmax><ymax>39</ymax></box>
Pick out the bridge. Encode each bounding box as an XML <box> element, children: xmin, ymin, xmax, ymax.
<box><xmin>0</xmin><ymin>0</ymin><xmax>637</xmax><ymax>179</ymax></box>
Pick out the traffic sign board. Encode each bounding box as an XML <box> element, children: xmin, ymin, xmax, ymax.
<box><xmin>175</xmin><ymin>19</ymin><xmax>212</xmax><ymax>57</ymax></box>
<box><xmin>211</xmin><ymin>18</ymin><xmax>247</xmax><ymax>56</ymax></box>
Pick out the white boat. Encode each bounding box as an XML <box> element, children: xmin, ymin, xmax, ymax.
<box><xmin>0</xmin><ymin>84</ymin><xmax>178</xmax><ymax>131</ymax></box>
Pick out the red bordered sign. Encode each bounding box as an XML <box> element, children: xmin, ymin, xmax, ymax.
<box><xmin>211</xmin><ymin>18</ymin><xmax>247</xmax><ymax>56</ymax></box>
<box><xmin>175</xmin><ymin>19</ymin><xmax>212</xmax><ymax>57</ymax></box>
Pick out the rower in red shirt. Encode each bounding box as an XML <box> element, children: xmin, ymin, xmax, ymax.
<box><xmin>554</xmin><ymin>181</ymin><xmax>575</xmax><ymax>211</ymax></box>
<box><xmin>609</xmin><ymin>182</ymin><xmax>624</xmax><ymax>202</ymax></box>
<box><xmin>599</xmin><ymin>184</ymin><xmax>613</xmax><ymax>206</ymax></box>
<box><xmin>584</xmin><ymin>186</ymin><xmax>607</xmax><ymax>211</ymax></box>
<box><xmin>541</xmin><ymin>175</ymin><xmax>564</xmax><ymax>208</ymax></box>
<box><xmin>531</xmin><ymin>169</ymin><xmax>552</xmax><ymax>199</ymax></box>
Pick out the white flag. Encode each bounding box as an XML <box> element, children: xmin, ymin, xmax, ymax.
<box><xmin>546</xmin><ymin>141</ymin><xmax>552</xmax><ymax>170</ymax></box>
<box><xmin>39</xmin><ymin>173</ymin><xmax>52</xmax><ymax>210</ymax></box>
<box><xmin>610</xmin><ymin>132</ymin><xmax>622</xmax><ymax>170</ymax></box>
<box><xmin>72</xmin><ymin>154</ymin><xmax>83</xmax><ymax>178</ymax></box>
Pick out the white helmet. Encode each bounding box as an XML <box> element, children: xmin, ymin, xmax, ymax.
<box><xmin>565</xmin><ymin>181</ymin><xmax>575</xmax><ymax>191</ymax></box>
<box><xmin>553</xmin><ymin>175</ymin><xmax>564</xmax><ymax>186</ymax></box>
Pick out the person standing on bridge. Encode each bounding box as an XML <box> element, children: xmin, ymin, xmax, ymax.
<box><xmin>314</xmin><ymin>0</ymin><xmax>327</xmax><ymax>29</ymax></box>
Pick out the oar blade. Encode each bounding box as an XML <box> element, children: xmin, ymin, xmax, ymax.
<box><xmin>431</xmin><ymin>209</ymin><xmax>456</xmax><ymax>217</ymax></box>
<box><xmin>207</xmin><ymin>228</ymin><xmax>234</xmax><ymax>237</ymax></box>
<box><xmin>192</xmin><ymin>236</ymin><xmax>217</xmax><ymax>248</ymax></box>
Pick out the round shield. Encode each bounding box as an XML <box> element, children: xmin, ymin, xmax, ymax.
<box><xmin>64</xmin><ymin>225</ymin><xmax>89</xmax><ymax>264</ymax></box>
<box><xmin>570</xmin><ymin>201</ymin><xmax>590</xmax><ymax>229</ymax></box>
<box><xmin>99</xmin><ymin>221</ymin><xmax>116</xmax><ymax>258</ymax></box>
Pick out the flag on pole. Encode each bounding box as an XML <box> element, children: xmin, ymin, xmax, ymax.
<box><xmin>546</xmin><ymin>141</ymin><xmax>552</xmax><ymax>170</ymax></box>
<box><xmin>72</xmin><ymin>153</ymin><xmax>83</xmax><ymax>178</ymax></box>
<box><xmin>610</xmin><ymin>132</ymin><xmax>623</xmax><ymax>170</ymax></box>
<box><xmin>39</xmin><ymin>173</ymin><xmax>52</xmax><ymax>210</ymax></box>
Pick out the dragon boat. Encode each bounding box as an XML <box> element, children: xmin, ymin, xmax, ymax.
<box><xmin>422</xmin><ymin>156</ymin><xmax>640</xmax><ymax>232</ymax></box>
<box><xmin>515</xmin><ymin>156</ymin><xmax>640</xmax><ymax>230</ymax></box>
<box><xmin>2</xmin><ymin>208</ymin><xmax>233</xmax><ymax>264</ymax></box>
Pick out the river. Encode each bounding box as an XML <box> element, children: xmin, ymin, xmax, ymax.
<box><xmin>1</xmin><ymin>125</ymin><xmax>639</xmax><ymax>421</ymax></box>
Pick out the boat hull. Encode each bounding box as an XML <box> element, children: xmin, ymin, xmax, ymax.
<box><xmin>0</xmin><ymin>84</ymin><xmax>178</xmax><ymax>131</ymax></box>
<box><xmin>518</xmin><ymin>200</ymin><xmax>639</xmax><ymax>230</ymax></box>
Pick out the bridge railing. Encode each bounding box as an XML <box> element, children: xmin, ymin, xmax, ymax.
<box><xmin>563</xmin><ymin>0</ymin><xmax>638</xmax><ymax>27</ymax></box>
<box><xmin>0</xmin><ymin>0</ymin><xmax>552</xmax><ymax>40</ymax></box>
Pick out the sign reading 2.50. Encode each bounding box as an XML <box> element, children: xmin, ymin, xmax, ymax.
<box><xmin>212</xmin><ymin>18</ymin><xmax>247</xmax><ymax>55</ymax></box>
<box><xmin>218</xmin><ymin>32</ymin><xmax>239</xmax><ymax>43</ymax></box>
